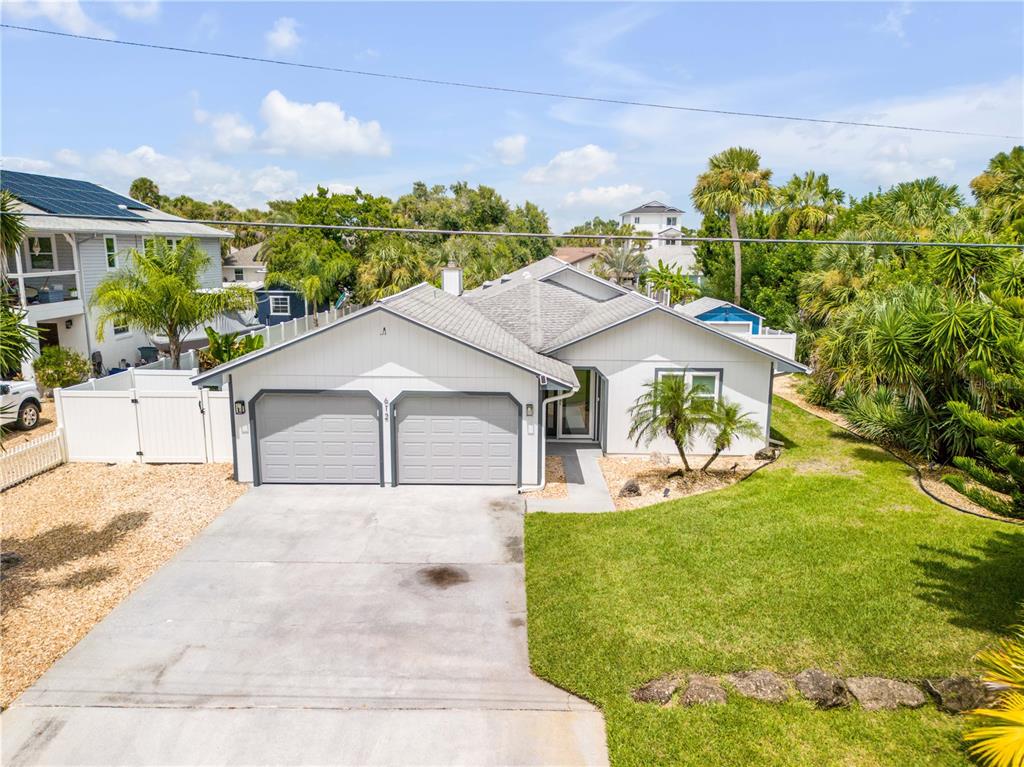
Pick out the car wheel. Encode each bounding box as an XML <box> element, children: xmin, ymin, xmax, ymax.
<box><xmin>16</xmin><ymin>402</ymin><xmax>40</xmax><ymax>430</ymax></box>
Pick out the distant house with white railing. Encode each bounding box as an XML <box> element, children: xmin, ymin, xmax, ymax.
<box><xmin>677</xmin><ymin>296</ymin><xmax>797</xmax><ymax>359</ymax></box>
<box><xmin>620</xmin><ymin>201</ymin><xmax>699</xmax><ymax>277</ymax></box>
<box><xmin>1</xmin><ymin>171</ymin><xmax>231</xmax><ymax>378</ymax></box>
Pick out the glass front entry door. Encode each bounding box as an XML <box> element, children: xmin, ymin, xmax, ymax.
<box><xmin>556</xmin><ymin>369</ymin><xmax>596</xmax><ymax>440</ymax></box>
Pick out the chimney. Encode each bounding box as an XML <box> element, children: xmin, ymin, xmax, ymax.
<box><xmin>441</xmin><ymin>261</ymin><xmax>463</xmax><ymax>296</ymax></box>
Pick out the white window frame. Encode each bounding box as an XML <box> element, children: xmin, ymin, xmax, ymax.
<box><xmin>657</xmin><ymin>368</ymin><xmax>722</xmax><ymax>402</ymax></box>
<box><xmin>633</xmin><ymin>216</ymin><xmax>641</xmax><ymax>224</ymax></box>
<box><xmin>113</xmin><ymin>322</ymin><xmax>130</xmax><ymax>336</ymax></box>
<box><xmin>104</xmin><ymin>235</ymin><xmax>118</xmax><ymax>270</ymax></box>
<box><xmin>233</xmin><ymin>268</ymin><xmax>245</xmax><ymax>282</ymax></box>
<box><xmin>666</xmin><ymin>216</ymin><xmax>677</xmax><ymax>227</ymax></box>
<box><xmin>28</xmin><ymin>235</ymin><xmax>55</xmax><ymax>271</ymax></box>
<box><xmin>269</xmin><ymin>295</ymin><xmax>291</xmax><ymax>316</ymax></box>
<box><xmin>143</xmin><ymin>236</ymin><xmax>183</xmax><ymax>254</ymax></box>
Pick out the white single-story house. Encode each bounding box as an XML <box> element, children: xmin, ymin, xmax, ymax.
<box><xmin>192</xmin><ymin>256</ymin><xmax>806</xmax><ymax>489</ymax></box>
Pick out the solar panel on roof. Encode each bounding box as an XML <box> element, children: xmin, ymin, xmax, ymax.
<box><xmin>0</xmin><ymin>170</ymin><xmax>151</xmax><ymax>220</ymax></box>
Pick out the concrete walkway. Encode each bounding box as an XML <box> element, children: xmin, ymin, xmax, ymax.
<box><xmin>527</xmin><ymin>444</ymin><xmax>616</xmax><ymax>513</ymax></box>
<box><xmin>2</xmin><ymin>485</ymin><xmax>608</xmax><ymax>766</ymax></box>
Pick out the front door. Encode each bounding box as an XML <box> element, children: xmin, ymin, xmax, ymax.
<box><xmin>37</xmin><ymin>322</ymin><xmax>59</xmax><ymax>350</ymax></box>
<box><xmin>555</xmin><ymin>368</ymin><xmax>596</xmax><ymax>441</ymax></box>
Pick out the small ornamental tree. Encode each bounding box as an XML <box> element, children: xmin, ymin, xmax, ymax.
<box><xmin>702</xmin><ymin>400</ymin><xmax>763</xmax><ymax>471</ymax></box>
<box><xmin>945</xmin><ymin>402</ymin><xmax>1024</xmax><ymax>519</ymax></box>
<box><xmin>628</xmin><ymin>375</ymin><xmax>712</xmax><ymax>472</ymax></box>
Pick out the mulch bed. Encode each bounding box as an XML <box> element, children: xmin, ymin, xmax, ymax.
<box><xmin>0</xmin><ymin>461</ymin><xmax>247</xmax><ymax>709</ymax></box>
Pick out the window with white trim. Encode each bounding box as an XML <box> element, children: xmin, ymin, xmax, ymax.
<box><xmin>666</xmin><ymin>216</ymin><xmax>677</xmax><ymax>226</ymax></box>
<box><xmin>104</xmin><ymin>236</ymin><xmax>118</xmax><ymax>270</ymax></box>
<box><xmin>665</xmin><ymin>239</ymin><xmax>677</xmax><ymax>246</ymax></box>
<box><xmin>143</xmin><ymin>236</ymin><xmax>183</xmax><ymax>255</ymax></box>
<box><xmin>28</xmin><ymin>236</ymin><xmax>55</xmax><ymax>270</ymax></box>
<box><xmin>113</xmin><ymin>323</ymin><xmax>130</xmax><ymax>335</ymax></box>
<box><xmin>633</xmin><ymin>216</ymin><xmax>641</xmax><ymax>224</ymax></box>
<box><xmin>270</xmin><ymin>295</ymin><xmax>290</xmax><ymax>315</ymax></box>
<box><xmin>233</xmin><ymin>268</ymin><xmax>244</xmax><ymax>281</ymax></box>
<box><xmin>659</xmin><ymin>369</ymin><xmax>721</xmax><ymax>401</ymax></box>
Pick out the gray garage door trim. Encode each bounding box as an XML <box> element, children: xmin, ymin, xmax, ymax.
<box><xmin>249</xmin><ymin>389</ymin><xmax>384</xmax><ymax>487</ymax></box>
<box><xmin>390</xmin><ymin>392</ymin><xmax>522</xmax><ymax>487</ymax></box>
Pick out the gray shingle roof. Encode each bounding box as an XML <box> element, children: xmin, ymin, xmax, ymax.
<box><xmin>223</xmin><ymin>243</ymin><xmax>264</xmax><ymax>267</ymax></box>
<box><xmin>620</xmin><ymin>200</ymin><xmax>684</xmax><ymax>216</ymax></box>
<box><xmin>382</xmin><ymin>284</ymin><xmax>577</xmax><ymax>386</ymax></box>
<box><xmin>465</xmin><ymin>279</ymin><xmax>596</xmax><ymax>350</ymax></box>
<box><xmin>541</xmin><ymin>292</ymin><xmax>654</xmax><ymax>351</ymax></box>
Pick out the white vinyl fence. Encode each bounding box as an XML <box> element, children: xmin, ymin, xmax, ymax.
<box><xmin>0</xmin><ymin>429</ymin><xmax>67</xmax><ymax>491</ymax></box>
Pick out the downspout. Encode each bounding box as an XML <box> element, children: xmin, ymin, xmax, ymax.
<box><xmin>518</xmin><ymin>383</ymin><xmax>578</xmax><ymax>493</ymax></box>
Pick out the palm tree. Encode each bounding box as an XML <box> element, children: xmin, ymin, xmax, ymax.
<box><xmin>858</xmin><ymin>177</ymin><xmax>963</xmax><ymax>240</ymax></box>
<box><xmin>91</xmin><ymin>238</ymin><xmax>254</xmax><ymax>369</ymax></box>
<box><xmin>701</xmin><ymin>400</ymin><xmax>762</xmax><ymax>471</ymax></box>
<box><xmin>691</xmin><ymin>147</ymin><xmax>774</xmax><ymax>305</ymax></box>
<box><xmin>264</xmin><ymin>239</ymin><xmax>355</xmax><ymax>326</ymax></box>
<box><xmin>963</xmin><ymin>624</ymin><xmax>1024</xmax><ymax>767</ymax></box>
<box><xmin>1</xmin><ymin>189</ymin><xmax>27</xmax><ymax>270</ymax></box>
<box><xmin>970</xmin><ymin>145</ymin><xmax>1024</xmax><ymax>237</ymax></box>
<box><xmin>643</xmin><ymin>259</ymin><xmax>701</xmax><ymax>305</ymax></box>
<box><xmin>592</xmin><ymin>241</ymin><xmax>646</xmax><ymax>285</ymax></box>
<box><xmin>357</xmin><ymin>236</ymin><xmax>434</xmax><ymax>303</ymax></box>
<box><xmin>628</xmin><ymin>375</ymin><xmax>713</xmax><ymax>472</ymax></box>
<box><xmin>0</xmin><ymin>195</ymin><xmax>39</xmax><ymax>379</ymax></box>
<box><xmin>769</xmin><ymin>171</ymin><xmax>846</xmax><ymax>237</ymax></box>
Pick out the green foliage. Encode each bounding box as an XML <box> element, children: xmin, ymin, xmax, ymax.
<box><xmin>592</xmin><ymin>242</ymin><xmax>646</xmax><ymax>285</ymax></box>
<box><xmin>562</xmin><ymin>217</ymin><xmax>637</xmax><ymax>246</ymax></box>
<box><xmin>701</xmin><ymin>400</ymin><xmax>762</xmax><ymax>471</ymax></box>
<box><xmin>198</xmin><ymin>327</ymin><xmax>265</xmax><ymax>371</ymax></box>
<box><xmin>970</xmin><ymin>146</ymin><xmax>1024</xmax><ymax>240</ymax></box>
<box><xmin>32</xmin><ymin>345</ymin><xmax>91</xmax><ymax>389</ymax></box>
<box><xmin>628</xmin><ymin>375</ymin><xmax>713</xmax><ymax>472</ymax></box>
<box><xmin>357</xmin><ymin>236</ymin><xmax>435</xmax><ymax>303</ymax></box>
<box><xmin>963</xmin><ymin>624</ymin><xmax>1024</xmax><ymax>767</ymax></box>
<box><xmin>90</xmin><ymin>237</ymin><xmax>254</xmax><ymax>368</ymax></box>
<box><xmin>945</xmin><ymin>397</ymin><xmax>1024</xmax><ymax>519</ymax></box>
<box><xmin>641</xmin><ymin>259</ymin><xmax>700</xmax><ymax>305</ymax></box>
<box><xmin>263</xmin><ymin>237</ymin><xmax>356</xmax><ymax>324</ymax></box>
<box><xmin>0</xmin><ymin>295</ymin><xmax>40</xmax><ymax>375</ymax></box>
<box><xmin>1</xmin><ymin>188</ymin><xmax>28</xmax><ymax>261</ymax></box>
<box><xmin>769</xmin><ymin>170</ymin><xmax>845</xmax><ymax>237</ymax></box>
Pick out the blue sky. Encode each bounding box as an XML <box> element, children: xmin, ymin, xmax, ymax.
<box><xmin>2</xmin><ymin>1</ymin><xmax>1022</xmax><ymax>231</ymax></box>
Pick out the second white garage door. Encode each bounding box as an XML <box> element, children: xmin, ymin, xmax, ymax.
<box><xmin>394</xmin><ymin>394</ymin><xmax>519</xmax><ymax>485</ymax></box>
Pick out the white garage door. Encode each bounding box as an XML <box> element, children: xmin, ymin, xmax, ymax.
<box><xmin>395</xmin><ymin>394</ymin><xmax>518</xmax><ymax>485</ymax></box>
<box><xmin>255</xmin><ymin>393</ymin><xmax>381</xmax><ymax>484</ymax></box>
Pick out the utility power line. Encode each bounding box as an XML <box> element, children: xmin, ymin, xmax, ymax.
<box><xmin>10</xmin><ymin>211</ymin><xmax>1023</xmax><ymax>249</ymax></box>
<box><xmin>2</xmin><ymin>23</ymin><xmax>1020</xmax><ymax>141</ymax></box>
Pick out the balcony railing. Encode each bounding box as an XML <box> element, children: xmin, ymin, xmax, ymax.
<box><xmin>4</xmin><ymin>272</ymin><xmax>82</xmax><ymax>311</ymax></box>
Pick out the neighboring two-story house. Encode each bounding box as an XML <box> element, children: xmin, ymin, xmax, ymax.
<box><xmin>619</xmin><ymin>200</ymin><xmax>699</xmax><ymax>277</ymax></box>
<box><xmin>1</xmin><ymin>171</ymin><xmax>232</xmax><ymax>378</ymax></box>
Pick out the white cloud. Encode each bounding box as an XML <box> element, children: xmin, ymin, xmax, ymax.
<box><xmin>1</xmin><ymin>156</ymin><xmax>54</xmax><ymax>173</ymax></box>
<box><xmin>524</xmin><ymin>144</ymin><xmax>617</xmax><ymax>184</ymax></box>
<box><xmin>325</xmin><ymin>181</ymin><xmax>357</xmax><ymax>195</ymax></box>
<box><xmin>194</xmin><ymin>107</ymin><xmax>256</xmax><ymax>153</ymax></box>
<box><xmin>259</xmin><ymin>90</ymin><xmax>390</xmax><ymax>157</ymax></box>
<box><xmin>877</xmin><ymin>3</ymin><xmax>912</xmax><ymax>39</ymax></box>
<box><xmin>4</xmin><ymin>0</ymin><xmax>114</xmax><ymax>38</ymax></box>
<box><xmin>115</xmin><ymin>1</ymin><xmax>160</xmax><ymax>21</ymax></box>
<box><xmin>493</xmin><ymin>134</ymin><xmax>527</xmax><ymax>165</ymax></box>
<box><xmin>265</xmin><ymin>17</ymin><xmax>301</xmax><ymax>54</ymax></box>
<box><xmin>563</xmin><ymin>184</ymin><xmax>645</xmax><ymax>207</ymax></box>
<box><xmin>54</xmin><ymin>148</ymin><xmax>81</xmax><ymax>166</ymax></box>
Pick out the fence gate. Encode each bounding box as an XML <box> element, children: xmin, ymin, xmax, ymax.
<box><xmin>135</xmin><ymin>391</ymin><xmax>209</xmax><ymax>463</ymax></box>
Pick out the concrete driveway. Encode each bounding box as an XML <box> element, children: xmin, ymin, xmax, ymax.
<box><xmin>2</xmin><ymin>485</ymin><xmax>607</xmax><ymax>766</ymax></box>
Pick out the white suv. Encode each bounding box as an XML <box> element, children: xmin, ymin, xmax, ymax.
<box><xmin>0</xmin><ymin>381</ymin><xmax>43</xmax><ymax>431</ymax></box>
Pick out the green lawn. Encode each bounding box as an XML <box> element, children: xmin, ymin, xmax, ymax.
<box><xmin>524</xmin><ymin>397</ymin><xmax>1024</xmax><ymax>767</ymax></box>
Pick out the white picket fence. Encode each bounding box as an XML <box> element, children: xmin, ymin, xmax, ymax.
<box><xmin>0</xmin><ymin>429</ymin><xmax>68</xmax><ymax>491</ymax></box>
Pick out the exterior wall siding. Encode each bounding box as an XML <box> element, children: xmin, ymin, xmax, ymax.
<box><xmin>554</xmin><ymin>310</ymin><xmax>773</xmax><ymax>457</ymax></box>
<box><xmin>227</xmin><ymin>310</ymin><xmax>543</xmax><ymax>485</ymax></box>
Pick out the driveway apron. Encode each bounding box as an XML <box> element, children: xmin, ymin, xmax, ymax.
<box><xmin>2</xmin><ymin>485</ymin><xmax>608</xmax><ymax>766</ymax></box>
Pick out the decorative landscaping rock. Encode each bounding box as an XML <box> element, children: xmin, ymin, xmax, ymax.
<box><xmin>631</xmin><ymin>673</ymin><xmax>682</xmax><ymax>705</ymax></box>
<box><xmin>924</xmin><ymin>676</ymin><xmax>997</xmax><ymax>713</ymax></box>
<box><xmin>754</xmin><ymin>447</ymin><xmax>779</xmax><ymax>461</ymax></box>
<box><xmin>794</xmin><ymin>669</ymin><xmax>850</xmax><ymax>709</ymax></box>
<box><xmin>619</xmin><ymin>479</ymin><xmax>642</xmax><ymax>497</ymax></box>
<box><xmin>678</xmin><ymin>674</ymin><xmax>727</xmax><ymax>706</ymax></box>
<box><xmin>726</xmin><ymin>670</ymin><xmax>789</xmax><ymax>703</ymax></box>
<box><xmin>846</xmin><ymin>677</ymin><xmax>927</xmax><ymax>711</ymax></box>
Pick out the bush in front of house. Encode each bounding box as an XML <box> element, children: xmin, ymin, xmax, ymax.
<box><xmin>32</xmin><ymin>346</ymin><xmax>91</xmax><ymax>390</ymax></box>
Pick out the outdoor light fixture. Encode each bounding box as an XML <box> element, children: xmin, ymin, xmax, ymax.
<box><xmin>65</xmin><ymin>319</ymin><xmax>73</xmax><ymax>329</ymax></box>
<box><xmin>526</xmin><ymin>404</ymin><xmax>534</xmax><ymax>417</ymax></box>
<box><xmin>234</xmin><ymin>401</ymin><xmax>246</xmax><ymax>415</ymax></box>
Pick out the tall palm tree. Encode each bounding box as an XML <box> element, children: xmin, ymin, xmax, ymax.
<box><xmin>691</xmin><ymin>147</ymin><xmax>774</xmax><ymax>305</ymax></box>
<box><xmin>970</xmin><ymin>145</ymin><xmax>1024</xmax><ymax>236</ymax></box>
<box><xmin>264</xmin><ymin>239</ymin><xmax>355</xmax><ymax>326</ymax></box>
<box><xmin>91</xmin><ymin>238</ymin><xmax>254</xmax><ymax>369</ymax></box>
<box><xmin>1</xmin><ymin>189</ymin><xmax>27</xmax><ymax>276</ymax></box>
<box><xmin>628</xmin><ymin>375</ymin><xmax>712</xmax><ymax>472</ymax></box>
<box><xmin>357</xmin><ymin>236</ymin><xmax>435</xmax><ymax>303</ymax></box>
<box><xmin>858</xmin><ymin>177</ymin><xmax>963</xmax><ymax>240</ymax></box>
<box><xmin>769</xmin><ymin>171</ymin><xmax>846</xmax><ymax>237</ymax></box>
<box><xmin>592</xmin><ymin>241</ymin><xmax>646</xmax><ymax>285</ymax></box>
<box><xmin>643</xmin><ymin>259</ymin><xmax>700</xmax><ymax>304</ymax></box>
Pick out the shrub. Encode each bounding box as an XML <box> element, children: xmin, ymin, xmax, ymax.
<box><xmin>32</xmin><ymin>346</ymin><xmax>91</xmax><ymax>390</ymax></box>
